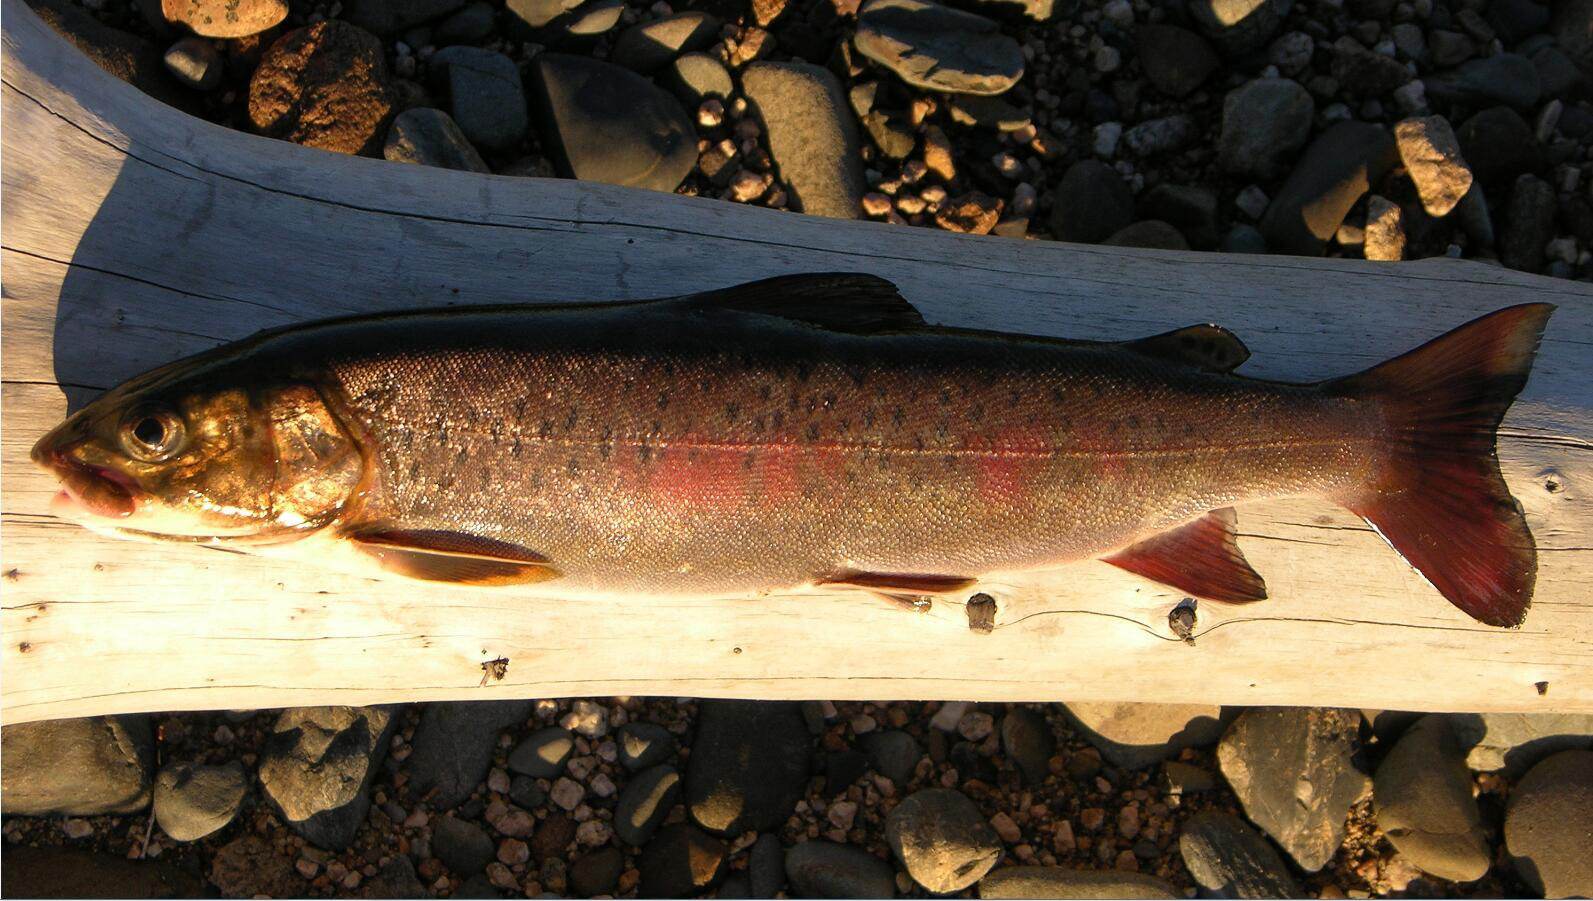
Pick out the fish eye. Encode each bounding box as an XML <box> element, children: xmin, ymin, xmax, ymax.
<box><xmin>120</xmin><ymin>408</ymin><xmax>185</xmax><ymax>462</ymax></box>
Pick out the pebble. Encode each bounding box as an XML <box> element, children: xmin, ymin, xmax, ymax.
<box><xmin>1259</xmin><ymin>120</ymin><xmax>1397</xmax><ymax>256</ymax></box>
<box><xmin>153</xmin><ymin>761</ymin><xmax>247</xmax><ymax>842</ymax></box>
<box><xmin>258</xmin><ymin>706</ymin><xmax>396</xmax><ymax>849</ymax></box>
<box><xmin>1455</xmin><ymin>106</ymin><xmax>1541</xmax><ymax>189</ymax></box>
<box><xmin>570</xmin><ymin>846</ymin><xmax>625</xmax><ymax>896</ymax></box>
<box><xmin>60</xmin><ymin>818</ymin><xmax>94</xmax><ymax>839</ymax></box>
<box><xmin>1363</xmin><ymin>195</ymin><xmax>1405</xmax><ymax>261</ymax></box>
<box><xmin>1048</xmin><ymin>160</ymin><xmax>1134</xmax><ymax>243</ymax></box>
<box><xmin>853</xmin><ymin>0</ymin><xmax>1025</xmax><ymax>96</ymax></box>
<box><xmin>1394</xmin><ymin>115</ymin><xmax>1472</xmax><ymax>217</ymax></box>
<box><xmin>1219</xmin><ymin>77</ymin><xmax>1315</xmax><ymax>179</ymax></box>
<box><xmin>1121</xmin><ymin>114</ymin><xmax>1197</xmax><ymax>157</ymax></box>
<box><xmin>610</xmin><ymin>12</ymin><xmax>720</xmax><ymax>73</ymax></box>
<box><xmin>531</xmin><ymin>53</ymin><xmax>696</xmax><ymax>193</ymax></box>
<box><xmin>1060</xmin><ymin>702</ymin><xmax>1223</xmax><ymax>770</ymax></box>
<box><xmin>663</xmin><ymin>52</ymin><xmax>733</xmax><ymax>105</ymax></box>
<box><xmin>1</xmin><ymin>716</ymin><xmax>153</xmax><ymax>816</ymax></box>
<box><xmin>383</xmin><ymin>107</ymin><xmax>490</xmax><ymax>172</ymax></box>
<box><xmin>1189</xmin><ymin>0</ymin><xmax>1290</xmax><ymax>54</ymax></box>
<box><xmin>1330</xmin><ymin>37</ymin><xmax>1410</xmax><ymax>96</ymax></box>
<box><xmin>1093</xmin><ymin>121</ymin><xmax>1123</xmax><ymax>157</ymax></box>
<box><xmin>615</xmin><ymin>764</ymin><xmax>682</xmax><ymax>845</ymax></box>
<box><xmin>162</xmin><ymin>36</ymin><xmax>222</xmax><ymax>90</ymax></box>
<box><xmin>1505</xmin><ymin>750</ymin><xmax>1593</xmax><ymax>898</ymax></box>
<box><xmin>247</xmin><ymin>21</ymin><xmax>396</xmax><ymax>156</ymax></box>
<box><xmin>741</xmin><ymin>62</ymin><xmax>866</xmax><ymax>219</ymax></box>
<box><xmin>999</xmin><ymin>708</ymin><xmax>1054</xmax><ymax>785</ymax></box>
<box><xmin>885</xmin><ymin>788</ymin><xmax>1003</xmax><ymax>893</ymax></box>
<box><xmin>1103</xmin><ymin>220</ymin><xmax>1191</xmax><ymax>249</ymax></box>
<box><xmin>497</xmin><ymin>837</ymin><xmax>530</xmax><ymax>866</ymax></box>
<box><xmin>1138</xmin><ymin>24</ymin><xmax>1219</xmax><ymax>98</ymax></box>
<box><xmin>434</xmin><ymin>1</ymin><xmax>496</xmax><ymax>45</ymax></box>
<box><xmin>433</xmin><ymin>815</ymin><xmax>496</xmax><ymax>876</ymax></box>
<box><xmin>640</xmin><ymin>823</ymin><xmax>726</xmax><ymax>897</ymax></box>
<box><xmin>979</xmin><ymin>866</ymin><xmax>1181</xmax><ymax>898</ymax></box>
<box><xmin>407</xmin><ymin>701</ymin><xmax>532</xmax><ymax>811</ymax></box>
<box><xmin>429</xmin><ymin>46</ymin><xmax>528</xmax><ymax>153</ymax></box>
<box><xmin>934</xmin><ymin>191</ymin><xmax>1003</xmax><ymax>234</ymax></box>
<box><xmin>957</xmin><ymin>710</ymin><xmax>994</xmax><ymax>741</ymax></box>
<box><xmin>1216</xmin><ymin>707</ymin><xmax>1372</xmax><ymax>872</ymax></box>
<box><xmin>1180</xmin><ymin>811</ymin><xmax>1302</xmax><ymax>897</ymax></box>
<box><xmin>617</xmin><ymin>721</ymin><xmax>679</xmax><ymax>772</ymax></box>
<box><xmin>930</xmin><ymin>702</ymin><xmax>970</xmax><ymax>731</ymax></box>
<box><xmin>1373</xmin><ymin>715</ymin><xmax>1490</xmax><ymax>882</ymax></box>
<box><xmin>784</xmin><ymin>840</ymin><xmax>896</xmax><ymax>898</ymax></box>
<box><xmin>161</xmin><ymin>0</ymin><xmax>286</xmax><ymax>38</ymax></box>
<box><xmin>1269</xmin><ymin>31</ymin><xmax>1314</xmax><ymax>75</ymax></box>
<box><xmin>1235</xmin><ymin>184</ymin><xmax>1270</xmax><ymax>219</ymax></box>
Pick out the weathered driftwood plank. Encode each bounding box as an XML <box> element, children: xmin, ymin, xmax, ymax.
<box><xmin>2</xmin><ymin>0</ymin><xmax>1591</xmax><ymax>723</ymax></box>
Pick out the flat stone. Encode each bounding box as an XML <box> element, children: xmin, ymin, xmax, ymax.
<box><xmin>429</xmin><ymin>46</ymin><xmax>528</xmax><ymax>153</ymax></box>
<box><xmin>1449</xmin><ymin>713</ymin><xmax>1593</xmax><ymax>775</ymax></box>
<box><xmin>741</xmin><ymin>62</ymin><xmax>866</xmax><ymax>219</ymax></box>
<box><xmin>1216</xmin><ymin>707</ymin><xmax>1372</xmax><ymax>872</ymax></box>
<box><xmin>258</xmin><ymin>706</ymin><xmax>396</xmax><ymax>850</ymax></box>
<box><xmin>570</xmin><ymin>846</ymin><xmax>626</xmax><ymax>897</ymax></box>
<box><xmin>1048</xmin><ymin>159</ymin><xmax>1134</xmax><ymax>243</ymax></box>
<box><xmin>1506</xmin><ymin>750</ymin><xmax>1593</xmax><ymax>898</ymax></box>
<box><xmin>1219</xmin><ymin>77</ymin><xmax>1315</xmax><ymax>179</ymax></box>
<box><xmin>383</xmin><ymin>107</ymin><xmax>490</xmax><ymax>171</ymax></box>
<box><xmin>750</xmin><ymin>833</ymin><xmax>786</xmax><ymax>898</ymax></box>
<box><xmin>854</xmin><ymin>0</ymin><xmax>1024</xmax><ymax>96</ymax></box>
<box><xmin>1137</xmin><ymin>25</ymin><xmax>1218</xmax><ymax>98</ymax></box>
<box><xmin>617</xmin><ymin>721</ymin><xmax>678</xmax><ymax>771</ymax></box>
<box><xmin>531</xmin><ymin>53</ymin><xmax>696</xmax><ymax>193</ymax></box>
<box><xmin>1</xmin><ymin>846</ymin><xmax>202</xmax><ymax>899</ymax></box>
<box><xmin>1259</xmin><ymin>120</ymin><xmax>1397</xmax><ymax>256</ymax></box>
<box><xmin>610</xmin><ymin>12</ymin><xmax>720</xmax><ymax>72</ymax></box>
<box><xmin>153</xmin><ymin>761</ymin><xmax>247</xmax><ymax>842</ymax></box>
<box><xmin>562</xmin><ymin>0</ymin><xmax>624</xmax><ymax>36</ymax></box>
<box><xmin>1189</xmin><ymin>0</ymin><xmax>1292</xmax><ymax>54</ymax></box>
<box><xmin>1394</xmin><ymin>116</ymin><xmax>1472</xmax><ymax>217</ymax></box>
<box><xmin>1500</xmin><ymin>173</ymin><xmax>1555</xmax><ymax>272</ymax></box>
<box><xmin>640</xmin><ymin>823</ymin><xmax>726</xmax><ymax>898</ymax></box>
<box><xmin>979</xmin><ymin>866</ymin><xmax>1181</xmax><ymax>898</ymax></box>
<box><xmin>407</xmin><ymin>700</ymin><xmax>532</xmax><ymax>810</ymax></box>
<box><xmin>1179</xmin><ymin>810</ymin><xmax>1301</xmax><ymax>898</ymax></box>
<box><xmin>1103</xmin><ymin>220</ymin><xmax>1191</xmax><ymax>249</ymax></box>
<box><xmin>685</xmin><ymin>700</ymin><xmax>811</xmax><ymax>836</ymax></box>
<box><xmin>433</xmin><ymin>815</ymin><xmax>496</xmax><ymax>876</ymax></box>
<box><xmin>162</xmin><ymin>0</ymin><xmax>286</xmax><ymax>38</ymax></box>
<box><xmin>248</xmin><ymin>21</ymin><xmax>396</xmax><ymax>156</ymax></box>
<box><xmin>1000</xmin><ymin>708</ymin><xmax>1054</xmax><ymax>785</ymax></box>
<box><xmin>1060</xmin><ymin>702</ymin><xmax>1223</xmax><ymax>769</ymax></box>
<box><xmin>1425</xmin><ymin>53</ymin><xmax>1541</xmax><ymax>110</ymax></box>
<box><xmin>1</xmin><ymin>715</ymin><xmax>152</xmax><ymax>816</ymax></box>
<box><xmin>615</xmin><ymin>764</ymin><xmax>682</xmax><ymax>845</ymax></box>
<box><xmin>509</xmin><ymin>726</ymin><xmax>576</xmax><ymax>778</ymax></box>
<box><xmin>163</xmin><ymin>36</ymin><xmax>223</xmax><ymax>90</ymax></box>
<box><xmin>663</xmin><ymin>52</ymin><xmax>733</xmax><ymax>105</ymax></box>
<box><xmin>1374</xmin><ymin>715</ymin><xmax>1489</xmax><ymax>883</ymax></box>
<box><xmin>784</xmin><ymin>840</ymin><xmax>896</xmax><ymax>898</ymax></box>
<box><xmin>344</xmin><ymin>0</ymin><xmax>467</xmax><ymax>34</ymax></box>
<box><xmin>885</xmin><ymin>788</ymin><xmax>1003</xmax><ymax>893</ymax></box>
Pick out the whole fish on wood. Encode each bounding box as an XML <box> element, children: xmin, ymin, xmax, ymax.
<box><xmin>32</xmin><ymin>274</ymin><xmax>1552</xmax><ymax>627</ymax></box>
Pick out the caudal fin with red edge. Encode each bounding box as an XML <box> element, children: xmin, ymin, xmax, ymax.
<box><xmin>1329</xmin><ymin>303</ymin><xmax>1554</xmax><ymax>627</ymax></box>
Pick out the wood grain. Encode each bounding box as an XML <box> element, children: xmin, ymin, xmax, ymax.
<box><xmin>3</xmin><ymin>0</ymin><xmax>1591</xmax><ymax>722</ymax></box>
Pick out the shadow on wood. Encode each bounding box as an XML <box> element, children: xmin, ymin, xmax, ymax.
<box><xmin>3</xmin><ymin>0</ymin><xmax>1592</xmax><ymax>722</ymax></box>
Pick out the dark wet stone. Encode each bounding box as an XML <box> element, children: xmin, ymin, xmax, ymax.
<box><xmin>1425</xmin><ymin>53</ymin><xmax>1541</xmax><ymax>110</ymax></box>
<box><xmin>433</xmin><ymin>815</ymin><xmax>496</xmax><ymax>876</ymax></box>
<box><xmin>639</xmin><ymin>823</ymin><xmax>727</xmax><ymax>898</ymax></box>
<box><xmin>1</xmin><ymin>715</ymin><xmax>153</xmax><ymax>816</ymax></box>
<box><xmin>435</xmin><ymin>1</ymin><xmax>497</xmax><ymax>44</ymax></box>
<box><xmin>685</xmin><ymin>700</ymin><xmax>811</xmax><ymax>836</ymax></box>
<box><xmin>1103</xmin><ymin>220</ymin><xmax>1191</xmax><ymax>249</ymax></box>
<box><xmin>570</xmin><ymin>846</ymin><xmax>625</xmax><ymax>896</ymax></box>
<box><xmin>1137</xmin><ymin>24</ymin><xmax>1219</xmax><ymax>97</ymax></box>
<box><xmin>1000</xmin><ymin>708</ymin><xmax>1054</xmax><ymax>785</ymax></box>
<box><xmin>1218</xmin><ymin>77</ymin><xmax>1315</xmax><ymax>179</ymax></box>
<box><xmin>509</xmin><ymin>726</ymin><xmax>575</xmax><ymax>778</ymax></box>
<box><xmin>1259</xmin><ymin>121</ymin><xmax>1397</xmax><ymax>256</ymax></box>
<box><xmin>750</xmin><ymin>833</ymin><xmax>786</xmax><ymax>898</ymax></box>
<box><xmin>1140</xmin><ymin>183</ymin><xmax>1219</xmax><ymax>249</ymax></box>
<box><xmin>1180</xmin><ymin>810</ymin><xmax>1301</xmax><ymax>898</ymax></box>
<box><xmin>610</xmin><ymin>11</ymin><xmax>720</xmax><ymax>72</ymax></box>
<box><xmin>785</xmin><ymin>840</ymin><xmax>896</xmax><ymax>898</ymax></box>
<box><xmin>1330</xmin><ymin>37</ymin><xmax>1410</xmax><ymax>95</ymax></box>
<box><xmin>1500</xmin><ymin>173</ymin><xmax>1556</xmax><ymax>272</ymax></box>
<box><xmin>1455</xmin><ymin>106</ymin><xmax>1541</xmax><ymax>186</ymax></box>
<box><xmin>825</xmin><ymin>749</ymin><xmax>870</xmax><ymax>794</ymax></box>
<box><xmin>1048</xmin><ymin>159</ymin><xmax>1134</xmax><ymax>243</ymax></box>
<box><xmin>530</xmin><ymin>53</ymin><xmax>696</xmax><ymax>192</ymax></box>
<box><xmin>615</xmin><ymin>764</ymin><xmax>681</xmax><ymax>846</ymax></box>
<box><xmin>407</xmin><ymin>701</ymin><xmax>532</xmax><ymax>810</ymax></box>
<box><xmin>429</xmin><ymin>46</ymin><xmax>528</xmax><ymax>152</ymax></box>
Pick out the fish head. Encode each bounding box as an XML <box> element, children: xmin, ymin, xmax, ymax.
<box><xmin>32</xmin><ymin>355</ymin><xmax>364</xmax><ymax>545</ymax></box>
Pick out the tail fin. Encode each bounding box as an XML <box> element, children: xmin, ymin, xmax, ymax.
<box><xmin>1329</xmin><ymin>304</ymin><xmax>1554</xmax><ymax>627</ymax></box>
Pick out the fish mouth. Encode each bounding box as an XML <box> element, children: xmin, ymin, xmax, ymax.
<box><xmin>35</xmin><ymin>444</ymin><xmax>140</xmax><ymax>520</ymax></box>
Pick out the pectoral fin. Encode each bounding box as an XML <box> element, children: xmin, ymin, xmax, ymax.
<box><xmin>1101</xmin><ymin>509</ymin><xmax>1267</xmax><ymax>602</ymax></box>
<box><xmin>347</xmin><ymin>529</ymin><xmax>561</xmax><ymax>586</ymax></box>
<box><xmin>818</xmin><ymin>570</ymin><xmax>979</xmax><ymax>612</ymax></box>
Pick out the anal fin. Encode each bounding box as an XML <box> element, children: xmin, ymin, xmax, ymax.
<box><xmin>348</xmin><ymin>529</ymin><xmax>561</xmax><ymax>586</ymax></box>
<box><xmin>1101</xmin><ymin>509</ymin><xmax>1267</xmax><ymax>602</ymax></box>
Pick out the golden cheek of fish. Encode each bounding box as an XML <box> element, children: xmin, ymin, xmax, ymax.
<box><xmin>32</xmin><ymin>274</ymin><xmax>1552</xmax><ymax>628</ymax></box>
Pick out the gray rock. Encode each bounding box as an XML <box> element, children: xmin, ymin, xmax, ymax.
<box><xmin>610</xmin><ymin>12</ymin><xmax>720</xmax><ymax>72</ymax></box>
<box><xmin>615</xmin><ymin>764</ymin><xmax>681</xmax><ymax>845</ymax></box>
<box><xmin>884</xmin><ymin>788</ymin><xmax>1003</xmax><ymax>893</ymax></box>
<box><xmin>853</xmin><ymin>0</ymin><xmax>1025</xmax><ymax>96</ymax></box>
<box><xmin>1000</xmin><ymin>708</ymin><xmax>1054</xmax><ymax>785</ymax></box>
<box><xmin>258</xmin><ymin>706</ymin><xmax>397</xmax><ymax>849</ymax></box>
<box><xmin>430</xmin><ymin>46</ymin><xmax>528</xmax><ymax>152</ymax></box>
<box><xmin>1429</xmin><ymin>30</ymin><xmax>1475</xmax><ymax>68</ymax></box>
<box><xmin>1138</xmin><ymin>24</ymin><xmax>1219</xmax><ymax>97</ymax></box>
<box><xmin>1362</xmin><ymin>194</ymin><xmax>1405</xmax><ymax>261</ymax></box>
<box><xmin>1455</xmin><ymin>106</ymin><xmax>1540</xmax><ymax>185</ymax></box>
<box><xmin>361</xmin><ymin>855</ymin><xmax>428</xmax><ymax>897</ymax></box>
<box><xmin>1122</xmin><ymin>113</ymin><xmax>1197</xmax><ymax>156</ymax></box>
<box><xmin>1394</xmin><ymin>115</ymin><xmax>1472</xmax><ymax>217</ymax></box>
<box><xmin>784</xmin><ymin>840</ymin><xmax>896</xmax><ymax>898</ymax></box>
<box><xmin>1268</xmin><ymin>30</ymin><xmax>1314</xmax><ymax>75</ymax></box>
<box><xmin>750</xmin><ymin>833</ymin><xmax>786</xmax><ymax>898</ymax></box>
<box><xmin>1104</xmin><ymin>220</ymin><xmax>1191</xmax><ymax>249</ymax></box>
<box><xmin>1552</xmin><ymin>0</ymin><xmax>1593</xmax><ymax>71</ymax></box>
<box><xmin>383</xmin><ymin>107</ymin><xmax>490</xmax><ymax>171</ymax></box>
<box><xmin>1374</xmin><ymin>715</ymin><xmax>1489</xmax><ymax>883</ymax></box>
<box><xmin>1259</xmin><ymin>120</ymin><xmax>1397</xmax><ymax>256</ymax></box>
<box><xmin>509</xmin><ymin>726</ymin><xmax>575</xmax><ymax>778</ymax></box>
<box><xmin>663</xmin><ymin>52</ymin><xmax>733</xmax><ymax>105</ymax></box>
<box><xmin>1506</xmin><ymin>750</ymin><xmax>1593</xmax><ymax>898</ymax></box>
<box><xmin>1425</xmin><ymin>53</ymin><xmax>1541</xmax><ymax>110</ymax></box>
<box><xmin>1049</xmin><ymin>160</ymin><xmax>1134</xmax><ymax>243</ymax></box>
<box><xmin>1454</xmin><ymin>183</ymin><xmax>1496</xmax><ymax>247</ymax></box>
<box><xmin>1219</xmin><ymin>77</ymin><xmax>1315</xmax><ymax>179</ymax></box>
<box><xmin>509</xmin><ymin>774</ymin><xmax>545</xmax><ymax>808</ymax></box>
<box><xmin>1179</xmin><ymin>810</ymin><xmax>1301</xmax><ymax>898</ymax></box>
<box><xmin>1</xmin><ymin>715</ymin><xmax>152</xmax><ymax>816</ymax></box>
<box><xmin>1450</xmin><ymin>713</ymin><xmax>1593</xmax><ymax>774</ymax></box>
<box><xmin>407</xmin><ymin>700</ymin><xmax>532</xmax><ymax>810</ymax></box>
<box><xmin>979</xmin><ymin>866</ymin><xmax>1181</xmax><ymax>898</ymax></box>
<box><xmin>1216</xmin><ymin>707</ymin><xmax>1371</xmax><ymax>872</ymax></box>
<box><xmin>1189</xmin><ymin>0</ymin><xmax>1293</xmax><ymax>54</ymax></box>
<box><xmin>570</xmin><ymin>846</ymin><xmax>625</xmax><ymax>896</ymax></box>
<box><xmin>861</xmin><ymin>730</ymin><xmax>923</xmax><ymax>787</ymax></box>
<box><xmin>1060</xmin><ymin>702</ymin><xmax>1223</xmax><ymax>769</ymax></box>
<box><xmin>153</xmin><ymin>761</ymin><xmax>247</xmax><ymax>842</ymax></box>
<box><xmin>531</xmin><ymin>53</ymin><xmax>695</xmax><ymax>193</ymax></box>
<box><xmin>1331</xmin><ymin>37</ymin><xmax>1411</xmax><ymax>95</ymax></box>
<box><xmin>640</xmin><ymin>823</ymin><xmax>726</xmax><ymax>897</ymax></box>
<box><xmin>433</xmin><ymin>815</ymin><xmax>495</xmax><ymax>876</ymax></box>
<box><xmin>1531</xmin><ymin>46</ymin><xmax>1585</xmax><ymax>99</ymax></box>
<box><xmin>434</xmin><ymin>1</ymin><xmax>497</xmax><ymax>45</ymax></box>
<box><xmin>1140</xmin><ymin>183</ymin><xmax>1219</xmax><ymax>248</ymax></box>
<box><xmin>163</xmin><ymin>36</ymin><xmax>222</xmax><ymax>90</ymax></box>
<box><xmin>1500</xmin><ymin>174</ymin><xmax>1557</xmax><ymax>272</ymax></box>
<box><xmin>345</xmin><ymin>0</ymin><xmax>467</xmax><ymax>34</ymax></box>
<box><xmin>685</xmin><ymin>700</ymin><xmax>811</xmax><ymax>836</ymax></box>
<box><xmin>617</xmin><ymin>721</ymin><xmax>678</xmax><ymax>771</ymax></box>
<box><xmin>1221</xmin><ymin>223</ymin><xmax>1269</xmax><ymax>253</ymax></box>
<box><xmin>741</xmin><ymin>62</ymin><xmax>867</xmax><ymax>219</ymax></box>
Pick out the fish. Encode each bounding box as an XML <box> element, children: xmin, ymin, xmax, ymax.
<box><xmin>31</xmin><ymin>273</ymin><xmax>1553</xmax><ymax>627</ymax></box>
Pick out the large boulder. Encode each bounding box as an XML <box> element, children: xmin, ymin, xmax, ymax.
<box><xmin>406</xmin><ymin>700</ymin><xmax>533</xmax><ymax>810</ymax></box>
<box><xmin>1</xmin><ymin>715</ymin><xmax>153</xmax><ymax>815</ymax></box>
<box><xmin>257</xmin><ymin>706</ymin><xmax>397</xmax><ymax>849</ymax></box>
<box><xmin>1505</xmin><ymin>750</ymin><xmax>1593</xmax><ymax>898</ymax></box>
<box><xmin>1373</xmin><ymin>715</ymin><xmax>1490</xmax><ymax>882</ymax></box>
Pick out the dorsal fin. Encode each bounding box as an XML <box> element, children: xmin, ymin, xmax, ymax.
<box><xmin>1101</xmin><ymin>508</ymin><xmax>1268</xmax><ymax>602</ymax></box>
<box><xmin>1122</xmin><ymin>324</ymin><xmax>1250</xmax><ymax>373</ymax></box>
<box><xmin>685</xmin><ymin>273</ymin><xmax>925</xmax><ymax>333</ymax></box>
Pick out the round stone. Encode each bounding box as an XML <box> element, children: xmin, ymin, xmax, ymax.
<box><xmin>885</xmin><ymin>788</ymin><xmax>1003</xmax><ymax>893</ymax></box>
<box><xmin>1506</xmin><ymin>750</ymin><xmax>1593</xmax><ymax>898</ymax></box>
<box><xmin>248</xmin><ymin>21</ymin><xmax>396</xmax><ymax>156</ymax></box>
